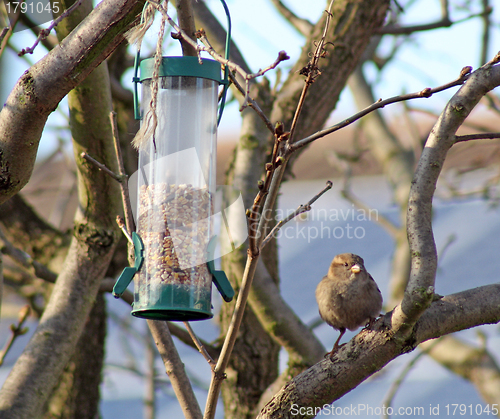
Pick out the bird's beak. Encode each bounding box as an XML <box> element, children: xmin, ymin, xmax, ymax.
<box><xmin>351</xmin><ymin>264</ymin><xmax>361</xmax><ymax>274</ymax></box>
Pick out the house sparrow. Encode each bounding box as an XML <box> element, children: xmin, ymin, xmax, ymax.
<box><xmin>315</xmin><ymin>253</ymin><xmax>382</xmax><ymax>358</ymax></box>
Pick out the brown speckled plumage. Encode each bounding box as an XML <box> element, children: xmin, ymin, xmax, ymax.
<box><xmin>315</xmin><ymin>253</ymin><xmax>382</xmax><ymax>358</ymax></box>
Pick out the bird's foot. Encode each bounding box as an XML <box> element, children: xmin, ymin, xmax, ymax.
<box><xmin>364</xmin><ymin>316</ymin><xmax>379</xmax><ymax>330</ymax></box>
<box><xmin>324</xmin><ymin>343</ymin><xmax>345</xmax><ymax>361</ymax></box>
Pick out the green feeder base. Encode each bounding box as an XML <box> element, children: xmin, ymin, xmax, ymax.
<box><xmin>131</xmin><ymin>283</ymin><xmax>213</xmax><ymax>321</ymax></box>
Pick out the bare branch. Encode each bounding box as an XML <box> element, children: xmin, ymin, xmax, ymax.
<box><xmin>110</xmin><ymin>112</ymin><xmax>135</xmax><ymax>233</ymax></box>
<box><xmin>147</xmin><ymin>0</ymin><xmax>289</xmax><ymax>88</ymax></box>
<box><xmin>81</xmin><ymin>151</ymin><xmax>124</xmax><ymax>182</ymax></box>
<box><xmin>377</xmin><ymin>8</ymin><xmax>492</xmax><ymax>35</ymax></box>
<box><xmin>0</xmin><ymin>0</ymin><xmax>145</xmax><ymax>205</ymax></box>
<box><xmin>248</xmin><ymin>258</ymin><xmax>326</xmax><ymax>364</ymax></box>
<box><xmin>183</xmin><ymin>321</ymin><xmax>216</xmax><ymax>368</ymax></box>
<box><xmin>0</xmin><ymin>27</ymin><xmax>8</xmax><ymax>45</ymax></box>
<box><xmin>228</xmin><ymin>72</ymin><xmax>274</xmax><ymax>134</ymax></box>
<box><xmin>204</xmin><ymin>252</ymin><xmax>259</xmax><ymax>419</ymax></box>
<box><xmin>270</xmin><ymin>0</ymin><xmax>313</xmax><ymax>36</ymax></box>
<box><xmin>420</xmin><ymin>335</ymin><xmax>500</xmax><ymax>406</ymax></box>
<box><xmin>455</xmin><ymin>132</ymin><xmax>500</xmax><ymax>143</ymax></box>
<box><xmin>0</xmin><ymin>305</ymin><xmax>30</xmax><ymax>366</ymax></box>
<box><xmin>381</xmin><ymin>339</ymin><xmax>441</xmax><ymax>417</ymax></box>
<box><xmin>289</xmin><ymin>66</ymin><xmax>473</xmax><ymax>153</ymax></box>
<box><xmin>147</xmin><ymin>320</ymin><xmax>203</xmax><ymax>419</ymax></box>
<box><xmin>257</xmin><ymin>284</ymin><xmax>500</xmax><ymax>418</ymax></box>
<box><xmin>115</xmin><ymin>216</ymin><xmax>133</xmax><ymax>245</ymax></box>
<box><xmin>0</xmin><ymin>226</ymin><xmax>58</xmax><ymax>283</ymax></box>
<box><xmin>18</xmin><ymin>0</ymin><xmax>83</xmax><ymax>56</ymax></box>
<box><xmin>204</xmin><ymin>7</ymin><xmax>337</xmax><ymax>418</ymax></box>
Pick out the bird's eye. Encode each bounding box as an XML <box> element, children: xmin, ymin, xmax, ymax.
<box><xmin>344</xmin><ymin>262</ymin><xmax>349</xmax><ymax>267</ymax></box>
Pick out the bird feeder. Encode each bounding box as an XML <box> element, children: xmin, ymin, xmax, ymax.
<box><xmin>113</xmin><ymin>3</ymin><xmax>234</xmax><ymax>321</ymax></box>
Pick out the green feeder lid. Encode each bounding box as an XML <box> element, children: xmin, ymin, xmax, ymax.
<box><xmin>139</xmin><ymin>56</ymin><xmax>224</xmax><ymax>84</ymax></box>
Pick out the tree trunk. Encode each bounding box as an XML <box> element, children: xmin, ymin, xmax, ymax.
<box><xmin>43</xmin><ymin>294</ymin><xmax>106</xmax><ymax>419</ymax></box>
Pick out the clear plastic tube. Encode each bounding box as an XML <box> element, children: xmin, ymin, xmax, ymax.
<box><xmin>133</xmin><ymin>75</ymin><xmax>218</xmax><ymax>320</ymax></box>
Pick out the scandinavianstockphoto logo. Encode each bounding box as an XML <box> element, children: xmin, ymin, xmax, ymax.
<box><xmin>258</xmin><ymin>204</ymin><xmax>379</xmax><ymax>243</ymax></box>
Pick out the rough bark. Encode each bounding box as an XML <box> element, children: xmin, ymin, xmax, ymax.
<box><xmin>43</xmin><ymin>294</ymin><xmax>106</xmax><ymax>419</ymax></box>
<box><xmin>0</xmin><ymin>0</ymin><xmax>145</xmax><ymax>205</ymax></box>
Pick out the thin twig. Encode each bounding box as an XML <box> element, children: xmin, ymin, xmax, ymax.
<box><xmin>0</xmin><ymin>305</ymin><xmax>30</xmax><ymax>366</ymax></box>
<box><xmin>183</xmin><ymin>322</ymin><xmax>216</xmax><ymax>368</ymax></box>
<box><xmin>377</xmin><ymin>8</ymin><xmax>492</xmax><ymax>35</ymax></box>
<box><xmin>204</xmin><ymin>253</ymin><xmax>258</xmax><ymax>419</ymax></box>
<box><xmin>289</xmin><ymin>66</ymin><xmax>473</xmax><ymax>153</ymax></box>
<box><xmin>80</xmin><ymin>152</ymin><xmax>124</xmax><ymax>182</ymax></box>
<box><xmin>288</xmin><ymin>0</ymin><xmax>335</xmax><ymax>142</ymax></box>
<box><xmin>247</xmin><ymin>124</ymin><xmax>288</xmax><ymax>256</ymax></box>
<box><xmin>254</xmin><ymin>0</ymin><xmax>336</xmax><ymax>250</ymax></box>
<box><xmin>260</xmin><ymin>181</ymin><xmax>333</xmax><ymax>250</ymax></box>
<box><xmin>0</xmin><ymin>0</ymin><xmax>23</xmax><ymax>58</ymax></box>
<box><xmin>110</xmin><ymin>111</ymin><xmax>135</xmax><ymax>233</ymax></box>
<box><xmin>228</xmin><ymin>71</ymin><xmax>274</xmax><ymax>134</ymax></box>
<box><xmin>116</xmin><ymin>216</ymin><xmax>133</xmax><ymax>245</ymax></box>
<box><xmin>146</xmin><ymin>0</ymin><xmax>289</xmax><ymax>87</ymax></box>
<box><xmin>18</xmin><ymin>0</ymin><xmax>83</xmax><ymax>56</ymax></box>
<box><xmin>454</xmin><ymin>132</ymin><xmax>500</xmax><ymax>143</ymax></box>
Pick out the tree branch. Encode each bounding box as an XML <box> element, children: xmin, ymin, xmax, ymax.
<box><xmin>0</xmin><ymin>0</ymin><xmax>145</xmax><ymax>205</ymax></box>
<box><xmin>260</xmin><ymin>180</ymin><xmax>332</xmax><ymax>249</ymax></box>
<box><xmin>257</xmin><ymin>284</ymin><xmax>500</xmax><ymax>418</ymax></box>
<box><xmin>289</xmin><ymin>66</ymin><xmax>473</xmax><ymax>153</ymax></box>
<box><xmin>18</xmin><ymin>0</ymin><xmax>83</xmax><ymax>56</ymax></box>
<box><xmin>378</xmin><ymin>8</ymin><xmax>492</xmax><ymax>35</ymax></box>
<box><xmin>147</xmin><ymin>320</ymin><xmax>203</xmax><ymax>419</ymax></box>
<box><xmin>0</xmin><ymin>226</ymin><xmax>58</xmax><ymax>283</ymax></box>
<box><xmin>0</xmin><ymin>1</ymin><xmax>123</xmax><ymax>414</ymax></box>
<box><xmin>175</xmin><ymin>0</ymin><xmax>198</xmax><ymax>57</ymax></box>
<box><xmin>0</xmin><ymin>305</ymin><xmax>30</xmax><ymax>366</ymax></box>
<box><xmin>270</xmin><ymin>0</ymin><xmax>313</xmax><ymax>36</ymax></box>
<box><xmin>455</xmin><ymin>132</ymin><xmax>500</xmax><ymax>143</ymax></box>
<box><xmin>392</xmin><ymin>56</ymin><xmax>500</xmax><ymax>337</ymax></box>
<box><xmin>422</xmin><ymin>333</ymin><xmax>500</xmax><ymax>407</ymax></box>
